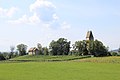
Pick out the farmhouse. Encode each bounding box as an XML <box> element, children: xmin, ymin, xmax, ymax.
<box><xmin>28</xmin><ymin>47</ymin><xmax>39</xmax><ymax>55</ymax></box>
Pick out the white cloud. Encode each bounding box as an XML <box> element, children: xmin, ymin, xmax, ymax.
<box><xmin>9</xmin><ymin>0</ymin><xmax>58</xmax><ymax>25</ymax></box>
<box><xmin>61</xmin><ymin>22</ymin><xmax>71</xmax><ymax>30</ymax></box>
<box><xmin>9</xmin><ymin>15</ymin><xmax>29</xmax><ymax>24</ymax></box>
<box><xmin>0</xmin><ymin>7</ymin><xmax>18</xmax><ymax>17</ymax></box>
<box><xmin>9</xmin><ymin>14</ymin><xmax>41</xmax><ymax>25</ymax></box>
<box><xmin>30</xmin><ymin>0</ymin><xmax>56</xmax><ymax>12</ymax></box>
<box><xmin>29</xmin><ymin>13</ymin><xmax>41</xmax><ymax>24</ymax></box>
<box><xmin>53</xmin><ymin>13</ymin><xmax>59</xmax><ymax>20</ymax></box>
<box><xmin>30</xmin><ymin>0</ymin><xmax>57</xmax><ymax>22</ymax></box>
<box><xmin>9</xmin><ymin>0</ymin><xmax>71</xmax><ymax>30</ymax></box>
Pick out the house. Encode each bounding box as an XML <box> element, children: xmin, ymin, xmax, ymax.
<box><xmin>86</xmin><ymin>31</ymin><xmax>94</xmax><ymax>41</ymax></box>
<box><xmin>28</xmin><ymin>47</ymin><xmax>39</xmax><ymax>55</ymax></box>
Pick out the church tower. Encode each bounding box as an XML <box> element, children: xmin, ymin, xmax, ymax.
<box><xmin>86</xmin><ymin>31</ymin><xmax>94</xmax><ymax>41</ymax></box>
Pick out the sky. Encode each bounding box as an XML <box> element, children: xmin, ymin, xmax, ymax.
<box><xmin>0</xmin><ymin>0</ymin><xmax>120</xmax><ymax>52</ymax></box>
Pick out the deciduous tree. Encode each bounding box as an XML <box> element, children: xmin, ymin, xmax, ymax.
<box><xmin>49</xmin><ymin>38</ymin><xmax>70</xmax><ymax>55</ymax></box>
<box><xmin>17</xmin><ymin>44</ymin><xmax>27</xmax><ymax>56</ymax></box>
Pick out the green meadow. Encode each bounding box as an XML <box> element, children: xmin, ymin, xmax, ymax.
<box><xmin>0</xmin><ymin>56</ymin><xmax>120</xmax><ymax>80</ymax></box>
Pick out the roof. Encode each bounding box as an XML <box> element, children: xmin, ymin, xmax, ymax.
<box><xmin>86</xmin><ymin>31</ymin><xmax>94</xmax><ymax>38</ymax></box>
<box><xmin>28</xmin><ymin>47</ymin><xmax>38</xmax><ymax>52</ymax></box>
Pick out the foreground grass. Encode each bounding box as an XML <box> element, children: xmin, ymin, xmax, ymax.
<box><xmin>0</xmin><ymin>62</ymin><xmax>120</xmax><ymax>80</ymax></box>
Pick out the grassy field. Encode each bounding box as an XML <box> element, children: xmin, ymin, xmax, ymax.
<box><xmin>0</xmin><ymin>56</ymin><xmax>120</xmax><ymax>80</ymax></box>
<box><xmin>76</xmin><ymin>56</ymin><xmax>120</xmax><ymax>63</ymax></box>
<box><xmin>9</xmin><ymin>55</ymin><xmax>91</xmax><ymax>62</ymax></box>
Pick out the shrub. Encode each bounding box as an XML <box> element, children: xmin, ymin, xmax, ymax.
<box><xmin>110</xmin><ymin>52</ymin><xmax>118</xmax><ymax>56</ymax></box>
<box><xmin>0</xmin><ymin>54</ymin><xmax>5</xmax><ymax>60</ymax></box>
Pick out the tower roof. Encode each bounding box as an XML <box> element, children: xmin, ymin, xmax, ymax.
<box><xmin>86</xmin><ymin>31</ymin><xmax>94</xmax><ymax>40</ymax></box>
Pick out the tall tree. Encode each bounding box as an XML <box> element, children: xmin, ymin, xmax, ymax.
<box><xmin>93</xmin><ymin>40</ymin><xmax>108</xmax><ymax>56</ymax></box>
<box><xmin>49</xmin><ymin>40</ymin><xmax>59</xmax><ymax>55</ymax></box>
<box><xmin>10</xmin><ymin>46</ymin><xmax>15</xmax><ymax>53</ymax></box>
<box><xmin>17</xmin><ymin>44</ymin><xmax>27</xmax><ymax>56</ymax></box>
<box><xmin>73</xmin><ymin>40</ymin><xmax>88</xmax><ymax>55</ymax></box>
<box><xmin>49</xmin><ymin>38</ymin><xmax>70</xmax><ymax>55</ymax></box>
<box><xmin>0</xmin><ymin>53</ymin><xmax>5</xmax><ymax>60</ymax></box>
<box><xmin>73</xmin><ymin>40</ymin><xmax>108</xmax><ymax>56</ymax></box>
<box><xmin>37</xmin><ymin>43</ymin><xmax>43</xmax><ymax>55</ymax></box>
<box><xmin>42</xmin><ymin>47</ymin><xmax>49</xmax><ymax>55</ymax></box>
<box><xmin>10</xmin><ymin>46</ymin><xmax>15</xmax><ymax>58</ymax></box>
<box><xmin>118</xmin><ymin>47</ymin><xmax>120</xmax><ymax>53</ymax></box>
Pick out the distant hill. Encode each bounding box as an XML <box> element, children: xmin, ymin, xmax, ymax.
<box><xmin>111</xmin><ymin>49</ymin><xmax>119</xmax><ymax>53</ymax></box>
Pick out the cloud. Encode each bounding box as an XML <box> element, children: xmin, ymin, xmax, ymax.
<box><xmin>0</xmin><ymin>7</ymin><xmax>18</xmax><ymax>17</ymax></box>
<box><xmin>9</xmin><ymin>0</ymin><xmax>58</xmax><ymax>24</ymax></box>
<box><xmin>61</xmin><ymin>22</ymin><xmax>71</xmax><ymax>30</ymax></box>
<box><xmin>9</xmin><ymin>14</ymin><xmax>40</xmax><ymax>24</ymax></box>
<box><xmin>9</xmin><ymin>0</ymin><xmax>70</xmax><ymax>30</ymax></box>
<box><xmin>30</xmin><ymin>0</ymin><xmax>57</xmax><ymax>22</ymax></box>
<box><xmin>30</xmin><ymin>0</ymin><xmax>56</xmax><ymax>12</ymax></box>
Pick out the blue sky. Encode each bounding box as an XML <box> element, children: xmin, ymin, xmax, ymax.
<box><xmin>0</xmin><ymin>0</ymin><xmax>120</xmax><ymax>51</ymax></box>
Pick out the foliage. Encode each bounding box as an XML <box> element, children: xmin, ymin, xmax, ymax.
<box><xmin>37</xmin><ymin>43</ymin><xmax>43</xmax><ymax>55</ymax></box>
<box><xmin>0</xmin><ymin>53</ymin><xmax>5</xmax><ymax>60</ymax></box>
<box><xmin>118</xmin><ymin>47</ymin><xmax>120</xmax><ymax>53</ymax></box>
<box><xmin>110</xmin><ymin>52</ymin><xmax>119</xmax><ymax>56</ymax></box>
<box><xmin>73</xmin><ymin>39</ymin><xmax>108</xmax><ymax>56</ymax></box>
<box><xmin>10</xmin><ymin>46</ymin><xmax>15</xmax><ymax>58</ymax></box>
<box><xmin>73</xmin><ymin>40</ymin><xmax>88</xmax><ymax>55</ymax></box>
<box><xmin>49</xmin><ymin>38</ymin><xmax>70</xmax><ymax>55</ymax></box>
<box><xmin>10</xmin><ymin>46</ymin><xmax>15</xmax><ymax>53</ymax></box>
<box><xmin>17</xmin><ymin>44</ymin><xmax>27</xmax><ymax>56</ymax></box>
<box><xmin>2</xmin><ymin>52</ymin><xmax>10</xmax><ymax>60</ymax></box>
<box><xmin>89</xmin><ymin>40</ymin><xmax>108</xmax><ymax>56</ymax></box>
<box><xmin>1</xmin><ymin>51</ymin><xmax>18</xmax><ymax>60</ymax></box>
<box><xmin>42</xmin><ymin>47</ymin><xmax>49</xmax><ymax>55</ymax></box>
<box><xmin>37</xmin><ymin>43</ymin><xmax>49</xmax><ymax>55</ymax></box>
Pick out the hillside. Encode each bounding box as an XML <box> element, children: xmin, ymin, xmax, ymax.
<box><xmin>8</xmin><ymin>55</ymin><xmax>120</xmax><ymax>63</ymax></box>
<box><xmin>10</xmin><ymin>55</ymin><xmax>91</xmax><ymax>62</ymax></box>
<box><xmin>75</xmin><ymin>56</ymin><xmax>120</xmax><ymax>63</ymax></box>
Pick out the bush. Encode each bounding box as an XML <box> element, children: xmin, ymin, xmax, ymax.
<box><xmin>0</xmin><ymin>54</ymin><xmax>5</xmax><ymax>60</ymax></box>
<box><xmin>110</xmin><ymin>52</ymin><xmax>118</xmax><ymax>56</ymax></box>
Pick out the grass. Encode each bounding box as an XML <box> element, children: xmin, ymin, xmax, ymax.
<box><xmin>0</xmin><ymin>62</ymin><xmax>120</xmax><ymax>80</ymax></box>
<box><xmin>0</xmin><ymin>56</ymin><xmax>120</xmax><ymax>80</ymax></box>
<box><xmin>75</xmin><ymin>56</ymin><xmax>120</xmax><ymax>63</ymax></box>
<box><xmin>9</xmin><ymin>55</ymin><xmax>91</xmax><ymax>62</ymax></box>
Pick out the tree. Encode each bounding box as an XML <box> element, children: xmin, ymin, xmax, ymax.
<box><xmin>56</xmin><ymin>38</ymin><xmax>70</xmax><ymax>55</ymax></box>
<box><xmin>17</xmin><ymin>44</ymin><xmax>27</xmax><ymax>56</ymax></box>
<box><xmin>73</xmin><ymin>40</ymin><xmax>108</xmax><ymax>56</ymax></box>
<box><xmin>37</xmin><ymin>43</ymin><xmax>43</xmax><ymax>55</ymax></box>
<box><xmin>118</xmin><ymin>47</ymin><xmax>120</xmax><ymax>53</ymax></box>
<box><xmin>10</xmin><ymin>46</ymin><xmax>15</xmax><ymax>58</ymax></box>
<box><xmin>0</xmin><ymin>53</ymin><xmax>5</xmax><ymax>60</ymax></box>
<box><xmin>2</xmin><ymin>52</ymin><xmax>10</xmax><ymax>60</ymax></box>
<box><xmin>10</xmin><ymin>46</ymin><xmax>15</xmax><ymax>53</ymax></box>
<box><xmin>49</xmin><ymin>38</ymin><xmax>71</xmax><ymax>55</ymax></box>
<box><xmin>49</xmin><ymin>40</ymin><xmax>59</xmax><ymax>55</ymax></box>
<box><xmin>73</xmin><ymin>40</ymin><xmax>88</xmax><ymax>55</ymax></box>
<box><xmin>93</xmin><ymin>40</ymin><xmax>108</xmax><ymax>56</ymax></box>
<box><xmin>42</xmin><ymin>47</ymin><xmax>49</xmax><ymax>55</ymax></box>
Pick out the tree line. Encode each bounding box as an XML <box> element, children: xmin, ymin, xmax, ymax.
<box><xmin>0</xmin><ymin>37</ymin><xmax>119</xmax><ymax>60</ymax></box>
